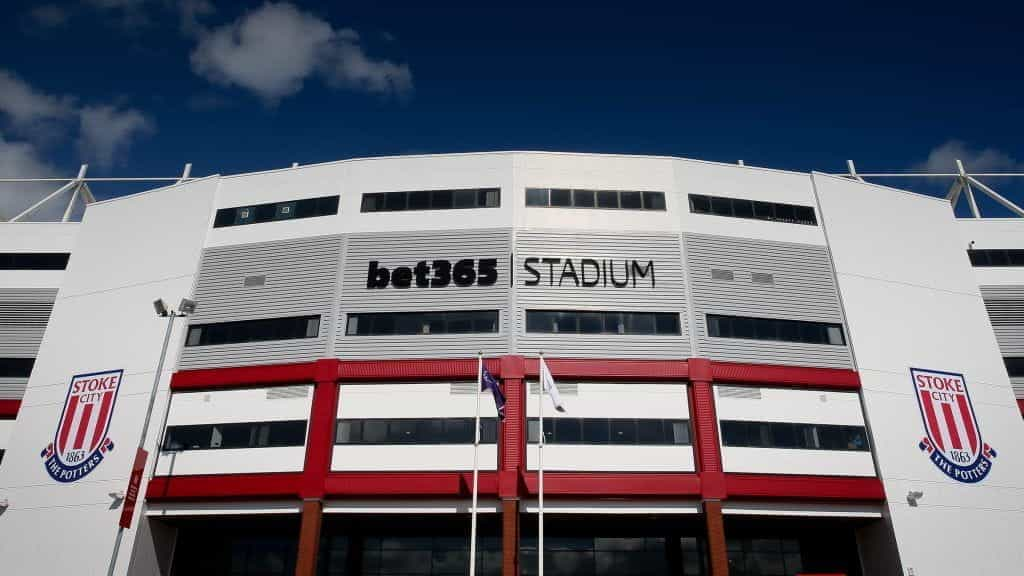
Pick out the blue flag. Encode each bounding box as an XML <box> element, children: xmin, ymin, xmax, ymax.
<box><xmin>481</xmin><ymin>366</ymin><xmax>506</xmax><ymax>421</ymax></box>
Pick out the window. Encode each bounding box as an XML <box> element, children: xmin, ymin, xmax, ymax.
<box><xmin>0</xmin><ymin>358</ymin><xmax>34</xmax><ymax>378</ymax></box>
<box><xmin>0</xmin><ymin>253</ymin><xmax>70</xmax><ymax>270</ymax></box>
<box><xmin>527</xmin><ymin>418</ymin><xmax>690</xmax><ymax>445</ymax></box>
<box><xmin>162</xmin><ymin>420</ymin><xmax>307</xmax><ymax>451</ymax></box>
<box><xmin>720</xmin><ymin>420</ymin><xmax>869</xmax><ymax>451</ymax></box>
<box><xmin>346</xmin><ymin>311</ymin><xmax>499</xmax><ymax>336</ymax></box>
<box><xmin>213</xmin><ymin>195</ymin><xmax>338</xmax><ymax>228</ymax></box>
<box><xmin>968</xmin><ymin>249</ymin><xmax>1024</xmax><ymax>267</ymax></box>
<box><xmin>525</xmin><ymin>310</ymin><xmax>680</xmax><ymax>335</ymax></box>
<box><xmin>688</xmin><ymin>194</ymin><xmax>817</xmax><ymax>225</ymax></box>
<box><xmin>525</xmin><ymin>188</ymin><xmax>666</xmax><ymax>211</ymax></box>
<box><xmin>336</xmin><ymin>418</ymin><xmax>498</xmax><ymax>444</ymax></box>
<box><xmin>1004</xmin><ymin>357</ymin><xmax>1024</xmax><ymax>377</ymax></box>
<box><xmin>706</xmin><ymin>314</ymin><xmax>845</xmax><ymax>345</ymax></box>
<box><xmin>727</xmin><ymin>538</ymin><xmax>803</xmax><ymax>576</ymax></box>
<box><xmin>361</xmin><ymin>188</ymin><xmax>500</xmax><ymax>212</ymax></box>
<box><xmin>185</xmin><ymin>315</ymin><xmax>320</xmax><ymax>347</ymax></box>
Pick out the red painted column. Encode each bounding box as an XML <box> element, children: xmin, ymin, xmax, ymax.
<box><xmin>499</xmin><ymin>355</ymin><xmax>525</xmax><ymax>576</ymax></box>
<box><xmin>689</xmin><ymin>358</ymin><xmax>728</xmax><ymax>575</ymax></box>
<box><xmin>295</xmin><ymin>359</ymin><xmax>341</xmax><ymax>576</ymax></box>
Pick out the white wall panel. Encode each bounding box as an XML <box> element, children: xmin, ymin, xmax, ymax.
<box><xmin>0</xmin><ymin>419</ymin><xmax>12</xmax><ymax>449</ymax></box>
<box><xmin>715</xmin><ymin>386</ymin><xmax>865</xmax><ymax>425</ymax></box>
<box><xmin>526</xmin><ymin>445</ymin><xmax>695</xmax><ymax>472</ymax></box>
<box><xmin>154</xmin><ymin>446</ymin><xmax>306</xmax><ymax>476</ymax></box>
<box><xmin>813</xmin><ymin>173</ymin><xmax>1024</xmax><ymax>575</ymax></box>
<box><xmin>332</xmin><ymin>445</ymin><xmax>498</xmax><ymax>471</ymax></box>
<box><xmin>339</xmin><ymin>383</ymin><xmax>501</xmax><ymax>419</ymax></box>
<box><xmin>165</xmin><ymin>385</ymin><xmax>313</xmax><ymax>426</ymax></box>
<box><xmin>721</xmin><ymin>447</ymin><xmax>875</xmax><ymax>476</ymax></box>
<box><xmin>524</xmin><ymin>383</ymin><xmax>688</xmax><ymax>418</ymax></box>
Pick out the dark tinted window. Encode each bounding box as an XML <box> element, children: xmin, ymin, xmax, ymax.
<box><xmin>707</xmin><ymin>314</ymin><xmax>845</xmax><ymax>346</ymax></box>
<box><xmin>688</xmin><ymin>194</ymin><xmax>817</xmax><ymax>225</ymax></box>
<box><xmin>1005</xmin><ymin>357</ymin><xmax>1024</xmax><ymax>377</ymax></box>
<box><xmin>528</xmin><ymin>418</ymin><xmax>689</xmax><ymax>445</ymax></box>
<box><xmin>0</xmin><ymin>253</ymin><xmax>70</xmax><ymax>270</ymax></box>
<box><xmin>720</xmin><ymin>420</ymin><xmax>869</xmax><ymax>451</ymax></box>
<box><xmin>186</xmin><ymin>316</ymin><xmax>320</xmax><ymax>346</ymax></box>
<box><xmin>525</xmin><ymin>188</ymin><xmax>666</xmax><ymax>211</ymax></box>
<box><xmin>526</xmin><ymin>311</ymin><xmax>680</xmax><ymax>335</ymax></box>
<box><xmin>361</xmin><ymin>188</ymin><xmax>500</xmax><ymax>212</ymax></box>
<box><xmin>0</xmin><ymin>357</ymin><xmax>34</xmax><ymax>378</ymax></box>
<box><xmin>163</xmin><ymin>420</ymin><xmax>307</xmax><ymax>451</ymax></box>
<box><xmin>213</xmin><ymin>195</ymin><xmax>338</xmax><ymax>228</ymax></box>
<box><xmin>346</xmin><ymin>311</ymin><xmax>499</xmax><ymax>336</ymax></box>
<box><xmin>968</xmin><ymin>249</ymin><xmax>1024</xmax><ymax>267</ymax></box>
<box><xmin>336</xmin><ymin>418</ymin><xmax>498</xmax><ymax>444</ymax></box>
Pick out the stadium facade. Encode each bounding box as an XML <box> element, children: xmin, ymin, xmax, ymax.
<box><xmin>0</xmin><ymin>151</ymin><xmax>1022</xmax><ymax>575</ymax></box>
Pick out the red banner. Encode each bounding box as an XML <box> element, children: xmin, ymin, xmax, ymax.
<box><xmin>118</xmin><ymin>447</ymin><xmax>148</xmax><ymax>528</ymax></box>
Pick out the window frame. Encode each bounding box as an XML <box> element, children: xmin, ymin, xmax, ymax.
<box><xmin>213</xmin><ymin>195</ymin><xmax>339</xmax><ymax>228</ymax></box>
<box><xmin>525</xmin><ymin>310</ymin><xmax>681</xmax><ymax>336</ymax></box>
<box><xmin>688</xmin><ymin>193</ymin><xmax>817</xmax><ymax>226</ymax></box>
<box><xmin>346</xmin><ymin>310</ymin><xmax>500</xmax><ymax>336</ymax></box>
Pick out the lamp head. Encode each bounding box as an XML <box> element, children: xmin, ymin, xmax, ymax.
<box><xmin>153</xmin><ymin>299</ymin><xmax>169</xmax><ymax>317</ymax></box>
<box><xmin>178</xmin><ymin>298</ymin><xmax>197</xmax><ymax>315</ymax></box>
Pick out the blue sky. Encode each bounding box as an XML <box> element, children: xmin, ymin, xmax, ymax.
<box><xmin>1</xmin><ymin>1</ymin><xmax>1022</xmax><ymax>215</ymax></box>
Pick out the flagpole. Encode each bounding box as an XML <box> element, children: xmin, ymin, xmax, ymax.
<box><xmin>537</xmin><ymin>352</ymin><xmax>545</xmax><ymax>576</ymax></box>
<box><xmin>469</xmin><ymin>352</ymin><xmax>483</xmax><ymax>576</ymax></box>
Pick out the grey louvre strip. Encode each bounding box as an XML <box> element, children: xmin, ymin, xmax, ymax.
<box><xmin>179</xmin><ymin>235</ymin><xmax>342</xmax><ymax>369</ymax></box>
<box><xmin>1011</xmin><ymin>377</ymin><xmax>1024</xmax><ymax>399</ymax></box>
<box><xmin>685</xmin><ymin>233</ymin><xmax>852</xmax><ymax>369</ymax></box>
<box><xmin>979</xmin><ymin>286</ymin><xmax>1024</xmax><ymax>355</ymax></box>
<box><xmin>0</xmin><ymin>288</ymin><xmax>57</xmax><ymax>358</ymax></box>
<box><xmin>515</xmin><ymin>230</ymin><xmax>689</xmax><ymax>359</ymax></box>
<box><xmin>336</xmin><ymin>229</ymin><xmax>512</xmax><ymax>359</ymax></box>
<box><xmin>0</xmin><ymin>377</ymin><xmax>28</xmax><ymax>400</ymax></box>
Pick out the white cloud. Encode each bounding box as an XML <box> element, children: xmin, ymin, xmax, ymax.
<box><xmin>190</xmin><ymin>2</ymin><xmax>412</xmax><ymax>103</ymax></box>
<box><xmin>0</xmin><ymin>68</ymin><xmax>154</xmax><ymax>169</ymax></box>
<box><xmin>914</xmin><ymin>140</ymin><xmax>1022</xmax><ymax>174</ymax></box>
<box><xmin>0</xmin><ymin>70</ymin><xmax>75</xmax><ymax>131</ymax></box>
<box><xmin>29</xmin><ymin>4</ymin><xmax>71</xmax><ymax>28</ymax></box>
<box><xmin>77</xmin><ymin>105</ymin><xmax>154</xmax><ymax>168</ymax></box>
<box><xmin>0</xmin><ymin>133</ymin><xmax>66</xmax><ymax>221</ymax></box>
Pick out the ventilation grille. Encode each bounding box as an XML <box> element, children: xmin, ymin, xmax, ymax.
<box><xmin>243</xmin><ymin>275</ymin><xmax>266</xmax><ymax>287</ymax></box>
<box><xmin>528</xmin><ymin>382</ymin><xmax>579</xmax><ymax>395</ymax></box>
<box><xmin>718</xmin><ymin>386</ymin><xmax>762</xmax><ymax>400</ymax></box>
<box><xmin>266</xmin><ymin>385</ymin><xmax>310</xmax><ymax>400</ymax></box>
<box><xmin>710</xmin><ymin>269</ymin><xmax>734</xmax><ymax>281</ymax></box>
<box><xmin>450</xmin><ymin>382</ymin><xmax>478</xmax><ymax>395</ymax></box>
<box><xmin>751</xmin><ymin>272</ymin><xmax>774</xmax><ymax>285</ymax></box>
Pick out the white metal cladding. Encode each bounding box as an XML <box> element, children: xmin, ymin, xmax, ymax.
<box><xmin>685</xmin><ymin>233</ymin><xmax>853</xmax><ymax>369</ymax></box>
<box><xmin>335</xmin><ymin>229</ymin><xmax>512</xmax><ymax>359</ymax></box>
<box><xmin>514</xmin><ymin>230</ymin><xmax>689</xmax><ymax>358</ymax></box>
<box><xmin>979</xmin><ymin>285</ymin><xmax>1024</xmax><ymax>354</ymax></box>
<box><xmin>0</xmin><ymin>288</ymin><xmax>57</xmax><ymax>357</ymax></box>
<box><xmin>178</xmin><ymin>235</ymin><xmax>342</xmax><ymax>369</ymax></box>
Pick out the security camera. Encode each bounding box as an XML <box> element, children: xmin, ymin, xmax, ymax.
<box><xmin>153</xmin><ymin>299</ymin><xmax>169</xmax><ymax>317</ymax></box>
<box><xmin>178</xmin><ymin>298</ymin><xmax>197</xmax><ymax>315</ymax></box>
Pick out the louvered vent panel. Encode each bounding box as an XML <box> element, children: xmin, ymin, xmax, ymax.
<box><xmin>718</xmin><ymin>386</ymin><xmax>763</xmax><ymax>400</ymax></box>
<box><xmin>0</xmin><ymin>288</ymin><xmax>57</xmax><ymax>358</ymax></box>
<box><xmin>685</xmin><ymin>233</ymin><xmax>852</xmax><ymax>369</ymax></box>
<box><xmin>266</xmin><ymin>385</ymin><xmax>310</xmax><ymax>400</ymax></box>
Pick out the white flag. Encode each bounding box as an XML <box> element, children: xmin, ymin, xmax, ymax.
<box><xmin>539</xmin><ymin>357</ymin><xmax>567</xmax><ymax>412</ymax></box>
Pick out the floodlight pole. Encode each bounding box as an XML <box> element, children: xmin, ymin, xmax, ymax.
<box><xmin>105</xmin><ymin>302</ymin><xmax>190</xmax><ymax>576</ymax></box>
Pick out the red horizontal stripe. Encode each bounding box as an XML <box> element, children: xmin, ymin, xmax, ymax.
<box><xmin>724</xmin><ymin>474</ymin><xmax>885</xmax><ymax>501</ymax></box>
<box><xmin>146</xmin><ymin>472</ymin><xmax>304</xmax><ymax>501</ymax></box>
<box><xmin>712</xmin><ymin>361</ymin><xmax>861</xmax><ymax>389</ymax></box>
<box><xmin>520</xmin><ymin>472</ymin><xmax>701</xmax><ymax>497</ymax></box>
<box><xmin>325</xmin><ymin>472</ymin><xmax>499</xmax><ymax>497</ymax></box>
<box><xmin>523</xmin><ymin>358</ymin><xmax>689</xmax><ymax>380</ymax></box>
<box><xmin>338</xmin><ymin>359</ymin><xmax>502</xmax><ymax>381</ymax></box>
<box><xmin>0</xmin><ymin>399</ymin><xmax>21</xmax><ymax>418</ymax></box>
<box><xmin>171</xmin><ymin>362</ymin><xmax>321</xmax><ymax>390</ymax></box>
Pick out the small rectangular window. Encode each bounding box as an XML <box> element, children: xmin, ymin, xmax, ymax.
<box><xmin>573</xmin><ymin>189</ymin><xmax>595</xmax><ymax>207</ymax></box>
<box><xmin>526</xmin><ymin>188</ymin><xmax>549</xmax><ymax>206</ymax></box>
<box><xmin>619</xmin><ymin>191</ymin><xmax>643</xmax><ymax>209</ymax></box>
<box><xmin>525</xmin><ymin>310</ymin><xmax>681</xmax><ymax>335</ymax></box>
<box><xmin>528</xmin><ymin>418</ymin><xmax>689</xmax><ymax>446</ymax></box>
<box><xmin>163</xmin><ymin>420</ymin><xmax>307</xmax><ymax>451</ymax></box>
<box><xmin>453</xmin><ymin>189</ymin><xmax>477</xmax><ymax>208</ymax></box>
<box><xmin>0</xmin><ymin>357</ymin><xmax>35</xmax><ymax>378</ymax></box>
<box><xmin>345</xmin><ymin>311</ymin><xmax>499</xmax><ymax>336</ymax></box>
<box><xmin>721</xmin><ymin>420</ymin><xmax>869</xmax><ymax>452</ymax></box>
<box><xmin>431</xmin><ymin>189</ymin><xmax>454</xmax><ymax>209</ymax></box>
<box><xmin>215</xmin><ymin>196</ymin><xmax>339</xmax><ymax>227</ymax></box>
<box><xmin>185</xmin><ymin>315</ymin><xmax>321</xmax><ymax>347</ymax></box>
<box><xmin>384</xmin><ymin>192</ymin><xmax>407</xmax><ymax>211</ymax></box>
<box><xmin>549</xmin><ymin>189</ymin><xmax>572</xmax><ymax>207</ymax></box>
<box><xmin>0</xmin><ymin>253</ymin><xmax>71</xmax><ymax>270</ymax></box>
<box><xmin>1004</xmin><ymin>357</ymin><xmax>1024</xmax><ymax>377</ymax></box>
<box><xmin>642</xmin><ymin>192</ymin><xmax>666</xmax><ymax>210</ymax></box>
<box><xmin>689</xmin><ymin>194</ymin><xmax>817</xmax><ymax>226</ymax></box>
<box><xmin>596</xmin><ymin>190</ymin><xmax>619</xmax><ymax>208</ymax></box>
<box><xmin>361</xmin><ymin>193</ymin><xmax>384</xmax><ymax>212</ymax></box>
<box><xmin>967</xmin><ymin>249</ymin><xmax>1024</xmax><ymax>267</ymax></box>
<box><xmin>408</xmin><ymin>190</ymin><xmax>431</xmax><ymax>210</ymax></box>
<box><xmin>707</xmin><ymin>314</ymin><xmax>845</xmax><ymax>346</ymax></box>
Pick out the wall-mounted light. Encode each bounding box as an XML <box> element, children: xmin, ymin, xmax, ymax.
<box><xmin>907</xmin><ymin>490</ymin><xmax>924</xmax><ymax>507</ymax></box>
